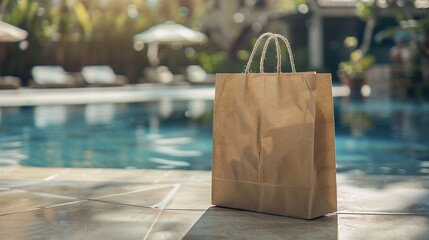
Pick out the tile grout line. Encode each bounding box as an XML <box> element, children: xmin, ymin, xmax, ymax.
<box><xmin>163</xmin><ymin>208</ymin><xmax>213</xmax><ymax>211</ymax></box>
<box><xmin>89</xmin><ymin>199</ymin><xmax>155</xmax><ymax>209</ymax></box>
<box><xmin>1</xmin><ymin>181</ymin><xmax>210</xmax><ymax>213</ymax></box>
<box><xmin>336</xmin><ymin>211</ymin><xmax>429</xmax><ymax>216</ymax></box>
<box><xmin>44</xmin><ymin>200</ymin><xmax>89</xmax><ymax>209</ymax></box>
<box><xmin>0</xmin><ymin>208</ymin><xmax>41</xmax><ymax>217</ymax></box>
<box><xmin>0</xmin><ymin>200</ymin><xmax>88</xmax><ymax>217</ymax></box>
<box><xmin>0</xmin><ymin>168</ymin><xmax>71</xmax><ymax>189</ymax></box>
<box><xmin>87</xmin><ymin>199</ymin><xmax>211</xmax><ymax>211</ymax></box>
<box><xmin>0</xmin><ymin>187</ymin><xmax>81</xmax><ymax>201</ymax></box>
<box><xmin>90</xmin><ymin>184</ymin><xmax>172</xmax><ymax>200</ymax></box>
<box><xmin>1</xmin><ymin>181</ymin><xmax>169</xmax><ymax>205</ymax></box>
<box><xmin>142</xmin><ymin>183</ymin><xmax>182</xmax><ymax>240</ymax></box>
<box><xmin>149</xmin><ymin>183</ymin><xmax>181</xmax><ymax>209</ymax></box>
<box><xmin>142</xmin><ymin>209</ymin><xmax>164</xmax><ymax>240</ymax></box>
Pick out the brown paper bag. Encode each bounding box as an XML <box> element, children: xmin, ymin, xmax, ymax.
<box><xmin>212</xmin><ymin>33</ymin><xmax>337</xmax><ymax>219</ymax></box>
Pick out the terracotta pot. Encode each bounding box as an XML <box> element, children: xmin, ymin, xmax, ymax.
<box><xmin>339</xmin><ymin>76</ymin><xmax>367</xmax><ymax>99</ymax></box>
<box><xmin>350</xmin><ymin>78</ymin><xmax>366</xmax><ymax>91</ymax></box>
<box><xmin>340</xmin><ymin>76</ymin><xmax>366</xmax><ymax>90</ymax></box>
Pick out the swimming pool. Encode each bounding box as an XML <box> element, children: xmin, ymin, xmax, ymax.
<box><xmin>0</xmin><ymin>100</ymin><xmax>213</xmax><ymax>170</ymax></box>
<box><xmin>0</xmin><ymin>97</ymin><xmax>428</xmax><ymax>174</ymax></box>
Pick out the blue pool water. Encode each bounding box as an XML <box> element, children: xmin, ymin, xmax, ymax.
<box><xmin>0</xmin><ymin>98</ymin><xmax>428</xmax><ymax>174</ymax></box>
<box><xmin>0</xmin><ymin>100</ymin><xmax>213</xmax><ymax>170</ymax></box>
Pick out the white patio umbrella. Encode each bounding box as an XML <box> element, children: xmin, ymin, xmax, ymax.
<box><xmin>0</xmin><ymin>20</ymin><xmax>28</xmax><ymax>42</ymax></box>
<box><xmin>133</xmin><ymin>21</ymin><xmax>207</xmax><ymax>66</ymax></box>
<box><xmin>0</xmin><ymin>21</ymin><xmax>27</xmax><ymax>88</ymax></box>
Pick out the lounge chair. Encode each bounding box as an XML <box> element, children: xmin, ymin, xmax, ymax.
<box><xmin>29</xmin><ymin>66</ymin><xmax>84</xmax><ymax>88</ymax></box>
<box><xmin>142</xmin><ymin>66</ymin><xmax>188</xmax><ymax>85</ymax></box>
<box><xmin>143</xmin><ymin>66</ymin><xmax>174</xmax><ymax>84</ymax></box>
<box><xmin>81</xmin><ymin>65</ymin><xmax>127</xmax><ymax>87</ymax></box>
<box><xmin>0</xmin><ymin>76</ymin><xmax>21</xmax><ymax>89</ymax></box>
<box><xmin>186</xmin><ymin>65</ymin><xmax>215</xmax><ymax>84</ymax></box>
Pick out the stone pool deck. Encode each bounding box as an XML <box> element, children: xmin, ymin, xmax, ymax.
<box><xmin>0</xmin><ymin>84</ymin><xmax>349</xmax><ymax>107</ymax></box>
<box><xmin>0</xmin><ymin>166</ymin><xmax>428</xmax><ymax>239</ymax></box>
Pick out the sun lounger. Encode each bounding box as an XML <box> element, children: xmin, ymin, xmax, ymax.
<box><xmin>29</xmin><ymin>66</ymin><xmax>84</xmax><ymax>88</ymax></box>
<box><xmin>0</xmin><ymin>76</ymin><xmax>21</xmax><ymax>89</ymax></box>
<box><xmin>186</xmin><ymin>65</ymin><xmax>215</xmax><ymax>84</ymax></box>
<box><xmin>142</xmin><ymin>66</ymin><xmax>188</xmax><ymax>85</ymax></box>
<box><xmin>81</xmin><ymin>65</ymin><xmax>127</xmax><ymax>87</ymax></box>
<box><xmin>143</xmin><ymin>66</ymin><xmax>174</xmax><ymax>84</ymax></box>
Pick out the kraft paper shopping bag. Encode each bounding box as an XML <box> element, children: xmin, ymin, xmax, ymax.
<box><xmin>212</xmin><ymin>33</ymin><xmax>337</xmax><ymax>219</ymax></box>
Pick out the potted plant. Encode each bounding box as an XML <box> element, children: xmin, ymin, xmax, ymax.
<box><xmin>338</xmin><ymin>37</ymin><xmax>375</xmax><ymax>93</ymax></box>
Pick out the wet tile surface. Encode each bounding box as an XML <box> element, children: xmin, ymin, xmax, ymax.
<box><xmin>338</xmin><ymin>214</ymin><xmax>429</xmax><ymax>240</ymax></box>
<box><xmin>146</xmin><ymin>210</ymin><xmax>206</xmax><ymax>240</ymax></box>
<box><xmin>53</xmin><ymin>169</ymin><xmax>169</xmax><ymax>184</ymax></box>
<box><xmin>183</xmin><ymin>207</ymin><xmax>338</xmax><ymax>240</ymax></box>
<box><xmin>338</xmin><ymin>184</ymin><xmax>429</xmax><ymax>214</ymax></box>
<box><xmin>0</xmin><ymin>167</ymin><xmax>68</xmax><ymax>181</ymax></box>
<box><xmin>166</xmin><ymin>182</ymin><xmax>212</xmax><ymax>210</ymax></box>
<box><xmin>95</xmin><ymin>183</ymin><xmax>180</xmax><ymax>207</ymax></box>
<box><xmin>0</xmin><ymin>201</ymin><xmax>160</xmax><ymax>240</ymax></box>
<box><xmin>0</xmin><ymin>190</ymin><xmax>78</xmax><ymax>215</ymax></box>
<box><xmin>14</xmin><ymin>180</ymin><xmax>161</xmax><ymax>200</ymax></box>
<box><xmin>337</xmin><ymin>173</ymin><xmax>429</xmax><ymax>214</ymax></box>
<box><xmin>0</xmin><ymin>166</ymin><xmax>428</xmax><ymax>239</ymax></box>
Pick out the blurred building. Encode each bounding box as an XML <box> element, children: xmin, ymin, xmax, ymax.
<box><xmin>202</xmin><ymin>0</ymin><xmax>429</xmax><ymax>78</ymax></box>
<box><xmin>274</xmin><ymin>0</ymin><xmax>429</xmax><ymax>75</ymax></box>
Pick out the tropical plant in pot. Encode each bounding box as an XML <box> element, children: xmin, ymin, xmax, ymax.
<box><xmin>338</xmin><ymin>37</ymin><xmax>375</xmax><ymax>92</ymax></box>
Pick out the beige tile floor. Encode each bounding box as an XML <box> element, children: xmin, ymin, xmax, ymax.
<box><xmin>0</xmin><ymin>165</ymin><xmax>428</xmax><ymax>240</ymax></box>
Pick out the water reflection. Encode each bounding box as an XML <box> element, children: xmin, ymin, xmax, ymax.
<box><xmin>335</xmin><ymin>98</ymin><xmax>429</xmax><ymax>176</ymax></box>
<box><xmin>0</xmin><ymin>100</ymin><xmax>214</xmax><ymax>169</ymax></box>
<box><xmin>0</xmin><ymin>98</ymin><xmax>428</xmax><ymax>173</ymax></box>
<box><xmin>148</xmin><ymin>157</ymin><xmax>191</xmax><ymax>168</ymax></box>
<box><xmin>186</xmin><ymin>100</ymin><xmax>206</xmax><ymax>119</ymax></box>
<box><xmin>34</xmin><ymin>105</ymin><xmax>67</xmax><ymax>128</ymax></box>
<box><xmin>149</xmin><ymin>112</ymin><xmax>161</xmax><ymax>138</ymax></box>
<box><xmin>158</xmin><ymin>98</ymin><xmax>173</xmax><ymax>119</ymax></box>
<box><xmin>85</xmin><ymin>103</ymin><xmax>116</xmax><ymax>125</ymax></box>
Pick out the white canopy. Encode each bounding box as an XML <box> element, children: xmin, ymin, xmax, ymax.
<box><xmin>0</xmin><ymin>21</ymin><xmax>27</xmax><ymax>42</ymax></box>
<box><xmin>133</xmin><ymin>21</ymin><xmax>207</xmax><ymax>66</ymax></box>
<box><xmin>133</xmin><ymin>21</ymin><xmax>206</xmax><ymax>44</ymax></box>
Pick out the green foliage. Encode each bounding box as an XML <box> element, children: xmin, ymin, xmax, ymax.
<box><xmin>339</xmin><ymin>35</ymin><xmax>375</xmax><ymax>80</ymax></box>
<box><xmin>341</xmin><ymin>110</ymin><xmax>372</xmax><ymax>136</ymax></box>
<box><xmin>356</xmin><ymin>1</ymin><xmax>376</xmax><ymax>20</ymax></box>
<box><xmin>74</xmin><ymin>1</ymin><xmax>92</xmax><ymax>36</ymax></box>
<box><xmin>276</xmin><ymin>0</ymin><xmax>306</xmax><ymax>11</ymax></box>
<box><xmin>339</xmin><ymin>52</ymin><xmax>375</xmax><ymax>79</ymax></box>
<box><xmin>197</xmin><ymin>52</ymin><xmax>228</xmax><ymax>73</ymax></box>
<box><xmin>420</xmin><ymin>16</ymin><xmax>429</xmax><ymax>34</ymax></box>
<box><xmin>0</xmin><ymin>0</ymin><xmax>209</xmax><ymax>81</ymax></box>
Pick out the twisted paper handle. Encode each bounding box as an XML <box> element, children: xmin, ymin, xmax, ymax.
<box><xmin>245</xmin><ymin>33</ymin><xmax>277</xmax><ymax>73</ymax></box>
<box><xmin>260</xmin><ymin>35</ymin><xmax>281</xmax><ymax>73</ymax></box>
<box><xmin>261</xmin><ymin>34</ymin><xmax>296</xmax><ymax>73</ymax></box>
<box><xmin>245</xmin><ymin>32</ymin><xmax>296</xmax><ymax>73</ymax></box>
